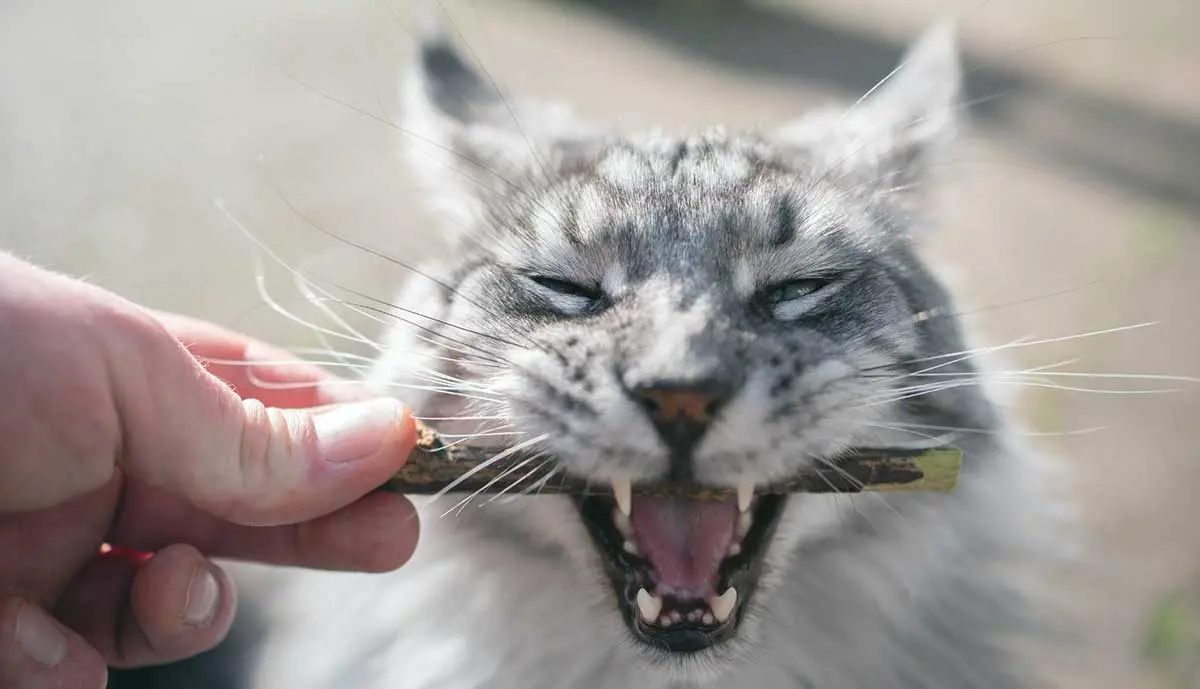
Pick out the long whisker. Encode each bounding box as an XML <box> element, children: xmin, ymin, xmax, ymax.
<box><xmin>927</xmin><ymin>370</ymin><xmax>1200</xmax><ymax>384</ymax></box>
<box><xmin>865</xmin><ymin>322</ymin><xmax>1158</xmax><ymax>371</ymax></box>
<box><xmin>422</xmin><ymin>433</ymin><xmax>550</xmax><ymax>508</ymax></box>
<box><xmin>251</xmin><ymin>48</ymin><xmax>519</xmax><ymax>201</ymax></box>
<box><xmin>321</xmin><ymin>278</ymin><xmax>529</xmax><ymax>350</ymax></box>
<box><xmin>266</xmin><ymin>176</ymin><xmax>537</xmax><ymax>345</ymax></box>
<box><xmin>415</xmin><ymin>415</ymin><xmax>510</xmax><ymax>422</ymax></box>
<box><xmin>243</xmin><ymin>371</ymin><xmax>503</xmax><ymax>403</ymax></box>
<box><xmin>808</xmin><ymin>454</ymin><xmax>900</xmax><ymax>520</ymax></box>
<box><xmin>442</xmin><ymin>449</ymin><xmax>543</xmax><ymax>517</ymax></box>
<box><xmin>326</xmin><ymin>298</ymin><xmax>515</xmax><ymax>365</ymax></box>
<box><xmin>859</xmin><ymin>423</ymin><xmax>959</xmax><ymax>450</ymax></box>
<box><xmin>524</xmin><ymin>464</ymin><xmax>564</xmax><ymax>496</ymax></box>
<box><xmin>480</xmin><ymin>454</ymin><xmax>553</xmax><ymax>506</ymax></box>
<box><xmin>805</xmin><ymin>35</ymin><xmax>1115</xmax><ymax>204</ymax></box>
<box><xmin>290</xmin><ymin>255</ymin><xmax>370</xmax><ymax>371</ymax></box>
<box><xmin>882</xmin><ymin>420</ymin><xmax>1105</xmax><ymax>438</ymax></box>
<box><xmin>427</xmin><ymin>0</ymin><xmax>555</xmax><ymax>186</ymax></box>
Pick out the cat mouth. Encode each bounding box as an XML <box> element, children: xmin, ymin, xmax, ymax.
<box><xmin>577</xmin><ymin>481</ymin><xmax>785</xmax><ymax>653</ymax></box>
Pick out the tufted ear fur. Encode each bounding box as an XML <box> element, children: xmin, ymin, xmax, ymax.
<box><xmin>777</xmin><ymin>21</ymin><xmax>962</xmax><ymax>211</ymax></box>
<box><xmin>399</xmin><ymin>15</ymin><xmax>606</xmax><ymax>232</ymax></box>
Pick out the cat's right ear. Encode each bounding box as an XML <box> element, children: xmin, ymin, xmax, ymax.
<box><xmin>400</xmin><ymin>16</ymin><xmax>604</xmax><ymax>231</ymax></box>
<box><xmin>777</xmin><ymin>21</ymin><xmax>962</xmax><ymax>212</ymax></box>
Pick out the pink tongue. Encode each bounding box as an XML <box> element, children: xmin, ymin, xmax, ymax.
<box><xmin>629</xmin><ymin>494</ymin><xmax>739</xmax><ymax>599</ymax></box>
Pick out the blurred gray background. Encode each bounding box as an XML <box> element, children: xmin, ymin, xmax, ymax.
<box><xmin>2</xmin><ymin>0</ymin><xmax>1197</xmax><ymax>686</ymax></box>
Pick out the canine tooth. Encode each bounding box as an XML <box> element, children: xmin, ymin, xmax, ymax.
<box><xmin>613</xmin><ymin>508</ymin><xmax>631</xmax><ymax>536</ymax></box>
<box><xmin>737</xmin><ymin>511</ymin><xmax>753</xmax><ymax>536</ymax></box>
<box><xmin>636</xmin><ymin>589</ymin><xmax>662</xmax><ymax>622</ymax></box>
<box><xmin>709</xmin><ymin>588</ymin><xmax>738</xmax><ymax>623</ymax></box>
<box><xmin>737</xmin><ymin>483</ymin><xmax>754</xmax><ymax>513</ymax></box>
<box><xmin>612</xmin><ymin>477</ymin><xmax>632</xmax><ymax>517</ymax></box>
<box><xmin>726</xmin><ymin>542</ymin><xmax>742</xmax><ymax>557</ymax></box>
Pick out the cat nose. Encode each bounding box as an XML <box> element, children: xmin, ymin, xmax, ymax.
<box><xmin>630</xmin><ymin>381</ymin><xmax>732</xmax><ymax>459</ymax></box>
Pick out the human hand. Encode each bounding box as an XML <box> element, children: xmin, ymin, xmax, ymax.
<box><xmin>0</xmin><ymin>251</ymin><xmax>420</xmax><ymax>688</ymax></box>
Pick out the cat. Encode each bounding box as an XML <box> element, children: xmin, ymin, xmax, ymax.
<box><xmin>112</xmin><ymin>17</ymin><xmax>1058</xmax><ymax>689</ymax></box>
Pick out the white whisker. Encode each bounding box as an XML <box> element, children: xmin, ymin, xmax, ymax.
<box><xmin>481</xmin><ymin>455</ymin><xmax>553</xmax><ymax>506</ymax></box>
<box><xmin>424</xmin><ymin>433</ymin><xmax>550</xmax><ymax>507</ymax></box>
<box><xmin>882</xmin><ymin>420</ymin><xmax>1105</xmax><ymax>437</ymax></box>
<box><xmin>444</xmin><ymin>455</ymin><xmax>538</xmax><ymax>518</ymax></box>
<box><xmin>886</xmin><ymin>322</ymin><xmax>1158</xmax><ymax>369</ymax></box>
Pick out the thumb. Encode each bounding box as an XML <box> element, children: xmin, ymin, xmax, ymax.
<box><xmin>0</xmin><ymin>597</ymin><xmax>108</xmax><ymax>689</ymax></box>
<box><xmin>108</xmin><ymin>309</ymin><xmax>416</xmax><ymax>527</ymax></box>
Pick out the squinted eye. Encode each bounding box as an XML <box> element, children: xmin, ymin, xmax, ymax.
<box><xmin>757</xmin><ymin>277</ymin><xmax>835</xmax><ymax>320</ymax></box>
<box><xmin>524</xmin><ymin>275</ymin><xmax>606</xmax><ymax>316</ymax></box>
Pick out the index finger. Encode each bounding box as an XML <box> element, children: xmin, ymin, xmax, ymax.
<box><xmin>152</xmin><ymin>312</ymin><xmax>370</xmax><ymax>408</ymax></box>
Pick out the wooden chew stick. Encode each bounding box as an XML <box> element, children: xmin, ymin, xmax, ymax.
<box><xmin>383</xmin><ymin>420</ymin><xmax>963</xmax><ymax>499</ymax></box>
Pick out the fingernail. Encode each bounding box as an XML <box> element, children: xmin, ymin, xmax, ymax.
<box><xmin>182</xmin><ymin>566</ymin><xmax>219</xmax><ymax>627</ymax></box>
<box><xmin>313</xmin><ymin>398</ymin><xmax>401</xmax><ymax>464</ymax></box>
<box><xmin>14</xmin><ymin>600</ymin><xmax>67</xmax><ymax>666</ymax></box>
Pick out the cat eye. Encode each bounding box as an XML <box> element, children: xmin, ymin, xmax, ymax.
<box><xmin>758</xmin><ymin>278</ymin><xmax>835</xmax><ymax>304</ymax></box>
<box><xmin>757</xmin><ymin>277</ymin><xmax>836</xmax><ymax>320</ymax></box>
<box><xmin>523</xmin><ymin>274</ymin><xmax>606</xmax><ymax>316</ymax></box>
<box><xmin>762</xmin><ymin>279</ymin><xmax>830</xmax><ymax>304</ymax></box>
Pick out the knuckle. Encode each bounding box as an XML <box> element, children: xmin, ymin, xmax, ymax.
<box><xmin>229</xmin><ymin>400</ymin><xmax>311</xmax><ymax>524</ymax></box>
<box><xmin>235</xmin><ymin>399</ymin><xmax>275</xmax><ymax>494</ymax></box>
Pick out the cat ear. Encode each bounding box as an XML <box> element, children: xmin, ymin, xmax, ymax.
<box><xmin>401</xmin><ymin>16</ymin><xmax>604</xmax><ymax>230</ymax></box>
<box><xmin>778</xmin><ymin>21</ymin><xmax>962</xmax><ymax>207</ymax></box>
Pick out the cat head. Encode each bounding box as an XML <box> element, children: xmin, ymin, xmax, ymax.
<box><xmin>389</xmin><ymin>19</ymin><xmax>999</xmax><ymax>679</ymax></box>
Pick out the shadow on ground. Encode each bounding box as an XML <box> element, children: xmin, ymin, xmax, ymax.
<box><xmin>548</xmin><ymin>0</ymin><xmax>1200</xmax><ymax>214</ymax></box>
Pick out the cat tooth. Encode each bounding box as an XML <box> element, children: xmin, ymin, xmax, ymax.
<box><xmin>636</xmin><ymin>589</ymin><xmax>662</xmax><ymax>623</ymax></box>
<box><xmin>612</xmin><ymin>477</ymin><xmax>632</xmax><ymax>517</ymax></box>
<box><xmin>709</xmin><ymin>588</ymin><xmax>738</xmax><ymax>624</ymax></box>
<box><xmin>737</xmin><ymin>483</ymin><xmax>754</xmax><ymax>513</ymax></box>
<box><xmin>623</xmin><ymin>540</ymin><xmax>639</xmax><ymax>556</ymax></box>
<box><xmin>726</xmin><ymin>542</ymin><xmax>742</xmax><ymax>557</ymax></box>
<box><xmin>737</xmin><ymin>511</ymin><xmax>753</xmax><ymax>537</ymax></box>
<box><xmin>613</xmin><ymin>508</ymin><xmax>632</xmax><ymax>537</ymax></box>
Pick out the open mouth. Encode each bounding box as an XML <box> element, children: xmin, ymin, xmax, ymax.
<box><xmin>578</xmin><ymin>481</ymin><xmax>785</xmax><ymax>653</ymax></box>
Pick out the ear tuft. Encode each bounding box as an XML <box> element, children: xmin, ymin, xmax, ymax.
<box><xmin>397</xmin><ymin>12</ymin><xmax>606</xmax><ymax>235</ymax></box>
<box><xmin>872</xmin><ymin>19</ymin><xmax>961</xmax><ymax>152</ymax></box>
<box><xmin>777</xmin><ymin>20</ymin><xmax>964</xmax><ymax>209</ymax></box>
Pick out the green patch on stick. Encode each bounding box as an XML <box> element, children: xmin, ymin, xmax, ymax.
<box><xmin>868</xmin><ymin>449</ymin><xmax>962</xmax><ymax>493</ymax></box>
<box><xmin>1143</xmin><ymin>580</ymin><xmax>1200</xmax><ymax>689</ymax></box>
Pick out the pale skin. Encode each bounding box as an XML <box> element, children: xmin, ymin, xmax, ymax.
<box><xmin>0</xmin><ymin>250</ymin><xmax>421</xmax><ymax>688</ymax></box>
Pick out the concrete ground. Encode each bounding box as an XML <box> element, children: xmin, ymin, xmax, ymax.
<box><xmin>1</xmin><ymin>0</ymin><xmax>1196</xmax><ymax>686</ymax></box>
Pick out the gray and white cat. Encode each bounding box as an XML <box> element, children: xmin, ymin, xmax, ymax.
<box><xmin>119</xmin><ymin>19</ymin><xmax>1059</xmax><ymax>689</ymax></box>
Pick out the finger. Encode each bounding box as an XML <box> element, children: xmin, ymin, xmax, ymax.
<box><xmin>152</xmin><ymin>311</ymin><xmax>367</xmax><ymax>407</ymax></box>
<box><xmin>101</xmin><ymin>305</ymin><xmax>420</xmax><ymax>526</ymax></box>
<box><xmin>0</xmin><ymin>253</ymin><xmax>123</xmax><ymax>511</ymax></box>
<box><xmin>110</xmin><ymin>484</ymin><xmax>420</xmax><ymax>572</ymax></box>
<box><xmin>54</xmin><ymin>545</ymin><xmax>236</xmax><ymax>669</ymax></box>
<box><xmin>0</xmin><ymin>476</ymin><xmax>120</xmax><ymax>609</ymax></box>
<box><xmin>0</xmin><ymin>596</ymin><xmax>107</xmax><ymax>689</ymax></box>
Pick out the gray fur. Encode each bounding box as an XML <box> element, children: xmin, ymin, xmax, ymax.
<box><xmin>133</xmin><ymin>21</ymin><xmax>1060</xmax><ymax>689</ymax></box>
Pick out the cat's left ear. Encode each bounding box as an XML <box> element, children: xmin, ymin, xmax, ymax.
<box><xmin>400</xmin><ymin>13</ymin><xmax>607</xmax><ymax>232</ymax></box>
<box><xmin>778</xmin><ymin>21</ymin><xmax>962</xmax><ymax>206</ymax></box>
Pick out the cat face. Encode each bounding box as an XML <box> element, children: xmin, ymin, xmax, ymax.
<box><xmin>386</xmin><ymin>20</ymin><xmax>1000</xmax><ymax>678</ymax></box>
